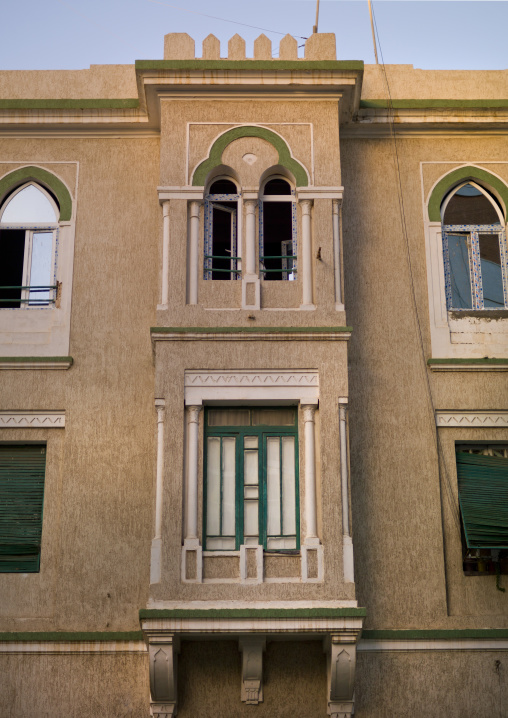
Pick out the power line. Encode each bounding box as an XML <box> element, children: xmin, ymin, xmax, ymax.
<box><xmin>147</xmin><ymin>0</ymin><xmax>308</xmax><ymax>40</ymax></box>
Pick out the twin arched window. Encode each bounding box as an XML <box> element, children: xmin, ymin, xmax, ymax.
<box><xmin>0</xmin><ymin>183</ymin><xmax>59</xmax><ymax>308</ymax></box>
<box><xmin>441</xmin><ymin>182</ymin><xmax>507</xmax><ymax>309</ymax></box>
<box><xmin>204</xmin><ymin>176</ymin><xmax>297</xmax><ymax>281</ymax></box>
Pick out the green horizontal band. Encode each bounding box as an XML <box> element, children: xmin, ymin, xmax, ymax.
<box><xmin>0</xmin><ymin>631</ymin><xmax>143</xmax><ymax>642</ymax></box>
<box><xmin>136</xmin><ymin>60</ymin><xmax>363</xmax><ymax>72</ymax></box>
<box><xmin>360</xmin><ymin>99</ymin><xmax>508</xmax><ymax>110</ymax></box>
<box><xmin>140</xmin><ymin>607</ymin><xmax>366</xmax><ymax>619</ymax></box>
<box><xmin>0</xmin><ymin>99</ymin><xmax>139</xmax><ymax>110</ymax></box>
<box><xmin>0</xmin><ymin>356</ymin><xmax>73</xmax><ymax>364</ymax></box>
<box><xmin>362</xmin><ymin>629</ymin><xmax>508</xmax><ymax>640</ymax></box>
<box><xmin>428</xmin><ymin>358</ymin><xmax>508</xmax><ymax>365</ymax></box>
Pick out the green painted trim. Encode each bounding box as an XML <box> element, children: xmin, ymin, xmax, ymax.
<box><xmin>140</xmin><ymin>608</ymin><xmax>366</xmax><ymax>619</ymax></box>
<box><xmin>136</xmin><ymin>60</ymin><xmax>363</xmax><ymax>72</ymax></box>
<box><xmin>0</xmin><ymin>167</ymin><xmax>73</xmax><ymax>221</ymax></box>
<box><xmin>192</xmin><ymin>126</ymin><xmax>309</xmax><ymax>187</ymax></box>
<box><xmin>428</xmin><ymin>358</ymin><xmax>508</xmax><ymax>366</ymax></box>
<box><xmin>0</xmin><ymin>631</ymin><xmax>143</xmax><ymax>642</ymax></box>
<box><xmin>0</xmin><ymin>356</ymin><xmax>73</xmax><ymax>364</ymax></box>
<box><xmin>428</xmin><ymin>166</ymin><xmax>508</xmax><ymax>222</ymax></box>
<box><xmin>360</xmin><ymin>99</ymin><xmax>508</xmax><ymax>110</ymax></box>
<box><xmin>0</xmin><ymin>99</ymin><xmax>139</xmax><ymax>110</ymax></box>
<box><xmin>151</xmin><ymin>326</ymin><xmax>352</xmax><ymax>334</ymax></box>
<box><xmin>362</xmin><ymin>629</ymin><xmax>508</xmax><ymax>640</ymax></box>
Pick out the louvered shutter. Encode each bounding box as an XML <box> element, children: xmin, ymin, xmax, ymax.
<box><xmin>0</xmin><ymin>445</ymin><xmax>46</xmax><ymax>572</ymax></box>
<box><xmin>457</xmin><ymin>451</ymin><xmax>508</xmax><ymax>549</ymax></box>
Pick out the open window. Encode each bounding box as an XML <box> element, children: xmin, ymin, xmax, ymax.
<box><xmin>204</xmin><ymin>179</ymin><xmax>240</xmax><ymax>280</ymax></box>
<box><xmin>0</xmin><ymin>183</ymin><xmax>59</xmax><ymax>309</ymax></box>
<box><xmin>204</xmin><ymin>407</ymin><xmax>299</xmax><ymax>552</ymax></box>
<box><xmin>456</xmin><ymin>443</ymin><xmax>508</xmax><ymax>575</ymax></box>
<box><xmin>441</xmin><ymin>182</ymin><xmax>508</xmax><ymax>310</ymax></box>
<box><xmin>259</xmin><ymin>178</ymin><xmax>297</xmax><ymax>281</ymax></box>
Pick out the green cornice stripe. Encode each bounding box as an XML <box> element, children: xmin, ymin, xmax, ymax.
<box><xmin>428</xmin><ymin>166</ymin><xmax>508</xmax><ymax>222</ymax></box>
<box><xmin>140</xmin><ymin>608</ymin><xmax>366</xmax><ymax>619</ymax></box>
<box><xmin>0</xmin><ymin>356</ymin><xmax>73</xmax><ymax>364</ymax></box>
<box><xmin>360</xmin><ymin>99</ymin><xmax>508</xmax><ymax>110</ymax></box>
<box><xmin>0</xmin><ymin>99</ymin><xmax>139</xmax><ymax>110</ymax></box>
<box><xmin>151</xmin><ymin>326</ymin><xmax>352</xmax><ymax>334</ymax></box>
<box><xmin>192</xmin><ymin>125</ymin><xmax>308</xmax><ymax>187</ymax></box>
<box><xmin>0</xmin><ymin>631</ymin><xmax>143</xmax><ymax>642</ymax></box>
<box><xmin>0</xmin><ymin>167</ymin><xmax>73</xmax><ymax>221</ymax></box>
<box><xmin>362</xmin><ymin>629</ymin><xmax>508</xmax><ymax>640</ymax></box>
<box><xmin>136</xmin><ymin>60</ymin><xmax>363</xmax><ymax>72</ymax></box>
<box><xmin>428</xmin><ymin>358</ymin><xmax>508</xmax><ymax>365</ymax></box>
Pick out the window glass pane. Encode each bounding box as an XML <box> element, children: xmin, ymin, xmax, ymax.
<box><xmin>244</xmin><ymin>446</ymin><xmax>258</xmax><ymax>486</ymax></box>
<box><xmin>443</xmin><ymin>184</ymin><xmax>500</xmax><ymax>225</ymax></box>
<box><xmin>208</xmin><ymin>409</ymin><xmax>250</xmax><ymax>426</ymax></box>
<box><xmin>29</xmin><ymin>232</ymin><xmax>53</xmax><ymax>305</ymax></box>
<box><xmin>211</xmin><ymin>203</ymin><xmax>236</xmax><ymax>280</ymax></box>
<box><xmin>447</xmin><ymin>234</ymin><xmax>472</xmax><ymax>309</ymax></box>
<box><xmin>244</xmin><ymin>436</ymin><xmax>258</xmax><ymax>449</ymax></box>
<box><xmin>207</xmin><ymin>537</ymin><xmax>236</xmax><ymax>550</ymax></box>
<box><xmin>479</xmin><ymin>234</ymin><xmax>504</xmax><ymax>308</ymax></box>
<box><xmin>244</xmin><ymin>499</ymin><xmax>259</xmax><ymax>538</ymax></box>
<box><xmin>281</xmin><ymin>436</ymin><xmax>296</xmax><ymax>535</ymax></box>
<box><xmin>252</xmin><ymin>408</ymin><xmax>295</xmax><ymax>426</ymax></box>
<box><xmin>0</xmin><ymin>229</ymin><xmax>25</xmax><ymax>308</ymax></box>
<box><xmin>206</xmin><ymin>438</ymin><xmax>221</xmax><ymax>535</ymax></box>
<box><xmin>221</xmin><ymin>437</ymin><xmax>236</xmax><ymax>536</ymax></box>
<box><xmin>267</xmin><ymin>537</ymin><xmax>296</xmax><ymax>550</ymax></box>
<box><xmin>262</xmin><ymin>202</ymin><xmax>293</xmax><ymax>281</ymax></box>
<box><xmin>266</xmin><ymin>437</ymin><xmax>281</xmax><ymax>536</ymax></box>
<box><xmin>2</xmin><ymin>185</ymin><xmax>57</xmax><ymax>224</ymax></box>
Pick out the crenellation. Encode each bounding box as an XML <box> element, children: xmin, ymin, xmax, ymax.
<box><xmin>162</xmin><ymin>31</ymin><xmax>335</xmax><ymax>61</ymax></box>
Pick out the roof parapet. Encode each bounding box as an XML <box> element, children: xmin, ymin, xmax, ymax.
<box><xmin>163</xmin><ymin>32</ymin><xmax>337</xmax><ymax>61</ymax></box>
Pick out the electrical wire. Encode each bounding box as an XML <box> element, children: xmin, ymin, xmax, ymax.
<box><xmin>146</xmin><ymin>0</ymin><xmax>308</xmax><ymax>40</ymax></box>
<box><xmin>370</xmin><ymin>3</ymin><xmax>462</xmax><ymax>537</ymax></box>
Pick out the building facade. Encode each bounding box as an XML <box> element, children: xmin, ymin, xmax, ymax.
<box><xmin>1</xmin><ymin>31</ymin><xmax>507</xmax><ymax>717</ymax></box>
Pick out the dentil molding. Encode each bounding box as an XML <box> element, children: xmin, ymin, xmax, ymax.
<box><xmin>435</xmin><ymin>411</ymin><xmax>508</xmax><ymax>428</ymax></box>
<box><xmin>0</xmin><ymin>411</ymin><xmax>65</xmax><ymax>428</ymax></box>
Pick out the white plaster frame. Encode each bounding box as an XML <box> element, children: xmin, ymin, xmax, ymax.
<box><xmin>421</xmin><ymin>163</ymin><xmax>508</xmax><ymax>359</ymax></box>
<box><xmin>0</xmin><ymin>411</ymin><xmax>65</xmax><ymax>428</ymax></box>
<box><xmin>436</xmin><ymin>411</ymin><xmax>508</xmax><ymax>428</ymax></box>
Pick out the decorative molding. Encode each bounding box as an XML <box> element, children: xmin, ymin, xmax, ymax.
<box><xmin>326</xmin><ymin>635</ymin><xmax>356</xmax><ymax>718</ymax></box>
<box><xmin>184</xmin><ymin>369</ymin><xmax>319</xmax><ymax>405</ymax></box>
<box><xmin>358</xmin><ymin>639</ymin><xmax>508</xmax><ymax>652</ymax></box>
<box><xmin>0</xmin><ymin>640</ymin><xmax>146</xmax><ymax>655</ymax></box>
<box><xmin>436</xmin><ymin>411</ymin><xmax>508</xmax><ymax>428</ymax></box>
<box><xmin>0</xmin><ymin>357</ymin><xmax>73</xmax><ymax>370</ymax></box>
<box><xmin>149</xmin><ymin>635</ymin><xmax>180</xmax><ymax>718</ymax></box>
<box><xmin>239</xmin><ymin>638</ymin><xmax>266</xmax><ymax>704</ymax></box>
<box><xmin>297</xmin><ymin>187</ymin><xmax>343</xmax><ymax>201</ymax></box>
<box><xmin>429</xmin><ymin>359</ymin><xmax>508</xmax><ymax>372</ymax></box>
<box><xmin>0</xmin><ymin>411</ymin><xmax>65</xmax><ymax>428</ymax></box>
<box><xmin>0</xmin><ymin>166</ymin><xmax>73</xmax><ymax>221</ymax></box>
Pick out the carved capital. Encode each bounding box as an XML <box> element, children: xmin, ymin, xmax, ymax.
<box><xmin>152</xmin><ymin>704</ymin><xmax>177</xmax><ymax>718</ymax></box>
<box><xmin>155</xmin><ymin>400</ymin><xmax>166</xmax><ymax>424</ymax></box>
<box><xmin>332</xmin><ymin>199</ymin><xmax>340</xmax><ymax>215</ymax></box>
<box><xmin>187</xmin><ymin>405</ymin><xmax>202</xmax><ymax>424</ymax></box>
<box><xmin>245</xmin><ymin>199</ymin><xmax>257</xmax><ymax>215</ymax></box>
<box><xmin>162</xmin><ymin>201</ymin><xmax>170</xmax><ymax>218</ymax></box>
<box><xmin>339</xmin><ymin>404</ymin><xmax>347</xmax><ymax>422</ymax></box>
<box><xmin>300</xmin><ymin>199</ymin><xmax>313</xmax><ymax>214</ymax></box>
<box><xmin>301</xmin><ymin>404</ymin><xmax>316</xmax><ymax>423</ymax></box>
<box><xmin>189</xmin><ymin>200</ymin><xmax>201</xmax><ymax>218</ymax></box>
<box><xmin>239</xmin><ymin>638</ymin><xmax>266</xmax><ymax>705</ymax></box>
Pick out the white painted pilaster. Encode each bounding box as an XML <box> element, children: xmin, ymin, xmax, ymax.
<box><xmin>332</xmin><ymin>199</ymin><xmax>343</xmax><ymax>309</ymax></box>
<box><xmin>151</xmin><ymin>399</ymin><xmax>165</xmax><ymax>585</ymax></box>
<box><xmin>302</xmin><ymin>404</ymin><xmax>318</xmax><ymax>544</ymax></box>
<box><xmin>188</xmin><ymin>201</ymin><xmax>201</xmax><ymax>305</ymax></box>
<box><xmin>185</xmin><ymin>405</ymin><xmax>202</xmax><ymax>544</ymax></box>
<box><xmin>242</xmin><ymin>199</ymin><xmax>260</xmax><ymax>310</ymax></box>
<box><xmin>300</xmin><ymin>199</ymin><xmax>315</xmax><ymax>309</ymax></box>
<box><xmin>339</xmin><ymin>401</ymin><xmax>354</xmax><ymax>583</ymax></box>
<box><xmin>158</xmin><ymin>201</ymin><xmax>170</xmax><ymax>310</ymax></box>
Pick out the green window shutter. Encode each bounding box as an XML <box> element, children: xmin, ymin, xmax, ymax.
<box><xmin>0</xmin><ymin>445</ymin><xmax>46</xmax><ymax>572</ymax></box>
<box><xmin>457</xmin><ymin>451</ymin><xmax>508</xmax><ymax>549</ymax></box>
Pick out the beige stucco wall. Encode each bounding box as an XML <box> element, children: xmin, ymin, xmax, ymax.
<box><xmin>0</xmin><ymin>136</ymin><xmax>160</xmax><ymax>631</ymax></box>
<box><xmin>341</xmin><ymin>134</ymin><xmax>508</xmax><ymax>629</ymax></box>
<box><xmin>0</xmin><ymin>65</ymin><xmax>138</xmax><ymax>99</ymax></box>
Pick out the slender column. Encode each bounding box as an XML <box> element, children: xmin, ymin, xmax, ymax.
<box><xmin>332</xmin><ymin>199</ymin><xmax>342</xmax><ymax>306</ymax></box>
<box><xmin>302</xmin><ymin>405</ymin><xmax>318</xmax><ymax>543</ymax></box>
<box><xmin>160</xmin><ymin>201</ymin><xmax>170</xmax><ymax>308</ymax></box>
<box><xmin>300</xmin><ymin>199</ymin><xmax>314</xmax><ymax>307</ymax></box>
<box><xmin>339</xmin><ymin>401</ymin><xmax>354</xmax><ymax>583</ymax></box>
<box><xmin>245</xmin><ymin>200</ymin><xmax>257</xmax><ymax>276</ymax></box>
<box><xmin>188</xmin><ymin>201</ymin><xmax>201</xmax><ymax>305</ymax></box>
<box><xmin>185</xmin><ymin>405</ymin><xmax>202</xmax><ymax>544</ymax></box>
<box><xmin>151</xmin><ymin>399</ymin><xmax>165</xmax><ymax>584</ymax></box>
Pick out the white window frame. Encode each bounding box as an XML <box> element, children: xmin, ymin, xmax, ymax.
<box><xmin>259</xmin><ymin>176</ymin><xmax>297</xmax><ymax>281</ymax></box>
<box><xmin>203</xmin><ymin>177</ymin><xmax>241</xmax><ymax>281</ymax></box>
<box><xmin>424</xmin><ymin>177</ymin><xmax>508</xmax><ymax>359</ymax></box>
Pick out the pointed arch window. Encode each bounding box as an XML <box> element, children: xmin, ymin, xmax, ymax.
<box><xmin>204</xmin><ymin>179</ymin><xmax>240</xmax><ymax>280</ymax></box>
<box><xmin>259</xmin><ymin>178</ymin><xmax>297</xmax><ymax>281</ymax></box>
<box><xmin>441</xmin><ymin>182</ymin><xmax>508</xmax><ymax>309</ymax></box>
<box><xmin>0</xmin><ymin>183</ymin><xmax>59</xmax><ymax>308</ymax></box>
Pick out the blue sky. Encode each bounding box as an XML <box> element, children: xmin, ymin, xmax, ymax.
<box><xmin>1</xmin><ymin>1</ymin><xmax>507</xmax><ymax>70</ymax></box>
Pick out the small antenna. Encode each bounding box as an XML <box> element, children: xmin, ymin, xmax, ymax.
<box><xmin>313</xmin><ymin>0</ymin><xmax>320</xmax><ymax>33</ymax></box>
<box><xmin>367</xmin><ymin>0</ymin><xmax>379</xmax><ymax>64</ymax></box>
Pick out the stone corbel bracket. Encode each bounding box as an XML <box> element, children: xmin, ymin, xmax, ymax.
<box><xmin>149</xmin><ymin>633</ymin><xmax>180</xmax><ymax>717</ymax></box>
<box><xmin>324</xmin><ymin>633</ymin><xmax>357</xmax><ymax>718</ymax></box>
<box><xmin>239</xmin><ymin>637</ymin><xmax>266</xmax><ymax>704</ymax></box>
